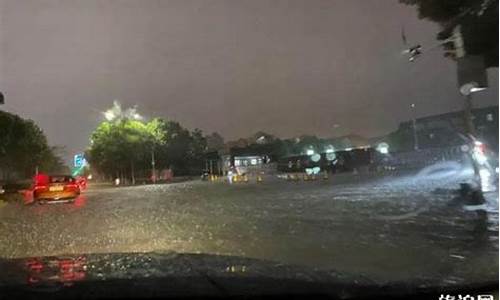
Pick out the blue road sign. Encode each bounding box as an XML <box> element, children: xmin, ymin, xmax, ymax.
<box><xmin>74</xmin><ymin>154</ymin><xmax>86</xmax><ymax>168</ymax></box>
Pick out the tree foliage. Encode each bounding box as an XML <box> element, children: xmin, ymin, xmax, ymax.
<box><xmin>0</xmin><ymin>111</ymin><xmax>68</xmax><ymax>179</ymax></box>
<box><xmin>87</xmin><ymin>112</ymin><xmax>209</xmax><ymax>180</ymax></box>
<box><xmin>401</xmin><ymin>0</ymin><xmax>498</xmax><ymax>67</ymax></box>
<box><xmin>228</xmin><ymin>132</ymin><xmax>340</xmax><ymax>161</ymax></box>
<box><xmin>87</xmin><ymin>119</ymin><xmax>153</xmax><ymax>180</ymax></box>
<box><xmin>206</xmin><ymin>132</ymin><xmax>225</xmax><ymax>151</ymax></box>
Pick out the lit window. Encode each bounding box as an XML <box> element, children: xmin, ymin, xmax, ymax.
<box><xmin>251</xmin><ymin>159</ymin><xmax>257</xmax><ymax>165</ymax></box>
<box><xmin>235</xmin><ymin>160</ymin><xmax>241</xmax><ymax>166</ymax></box>
<box><xmin>487</xmin><ymin>113</ymin><xmax>494</xmax><ymax>121</ymax></box>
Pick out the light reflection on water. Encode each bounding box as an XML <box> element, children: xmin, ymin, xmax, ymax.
<box><xmin>0</xmin><ymin>164</ymin><xmax>497</xmax><ymax>284</ymax></box>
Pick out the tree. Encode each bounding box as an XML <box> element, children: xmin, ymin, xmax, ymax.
<box><xmin>40</xmin><ymin>146</ymin><xmax>70</xmax><ymax>175</ymax></box>
<box><xmin>0</xmin><ymin>111</ymin><xmax>67</xmax><ymax>179</ymax></box>
<box><xmin>292</xmin><ymin>135</ymin><xmax>328</xmax><ymax>154</ymax></box>
<box><xmin>206</xmin><ymin>132</ymin><xmax>225</xmax><ymax>151</ymax></box>
<box><xmin>188</xmin><ymin>128</ymin><xmax>207</xmax><ymax>173</ymax></box>
<box><xmin>401</xmin><ymin>0</ymin><xmax>498</xmax><ymax>67</ymax></box>
<box><xmin>150</xmin><ymin>122</ymin><xmax>208</xmax><ymax>175</ymax></box>
<box><xmin>87</xmin><ymin>119</ymin><xmax>153</xmax><ymax>182</ymax></box>
<box><xmin>252</xmin><ymin>131</ymin><xmax>276</xmax><ymax>144</ymax></box>
<box><xmin>149</xmin><ymin>120</ymin><xmax>189</xmax><ymax>175</ymax></box>
<box><xmin>87</xmin><ymin>104</ymin><xmax>210</xmax><ymax>180</ymax></box>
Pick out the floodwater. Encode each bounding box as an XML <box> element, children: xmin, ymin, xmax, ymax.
<box><xmin>0</xmin><ymin>163</ymin><xmax>497</xmax><ymax>285</ymax></box>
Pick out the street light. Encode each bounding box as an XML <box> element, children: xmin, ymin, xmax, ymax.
<box><xmin>104</xmin><ymin>110</ymin><xmax>115</xmax><ymax>121</ymax></box>
<box><xmin>376</xmin><ymin>142</ymin><xmax>390</xmax><ymax>155</ymax></box>
<box><xmin>102</xmin><ymin>101</ymin><xmax>144</xmax><ymax>122</ymax></box>
<box><xmin>456</xmin><ymin>55</ymin><xmax>488</xmax><ymax>186</ymax></box>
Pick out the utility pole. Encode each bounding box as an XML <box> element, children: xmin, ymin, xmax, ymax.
<box><xmin>463</xmin><ymin>93</ymin><xmax>476</xmax><ymax>137</ymax></box>
<box><xmin>410</xmin><ymin>103</ymin><xmax>419</xmax><ymax>151</ymax></box>
<box><xmin>452</xmin><ymin>25</ymin><xmax>487</xmax><ymax>185</ymax></box>
<box><xmin>151</xmin><ymin>148</ymin><xmax>156</xmax><ymax>184</ymax></box>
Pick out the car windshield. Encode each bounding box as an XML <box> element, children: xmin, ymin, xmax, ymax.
<box><xmin>0</xmin><ymin>0</ymin><xmax>498</xmax><ymax>297</ymax></box>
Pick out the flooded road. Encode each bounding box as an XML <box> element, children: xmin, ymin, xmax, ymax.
<box><xmin>0</xmin><ymin>169</ymin><xmax>497</xmax><ymax>285</ymax></box>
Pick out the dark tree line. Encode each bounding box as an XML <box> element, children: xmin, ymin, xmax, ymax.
<box><xmin>0</xmin><ymin>110</ymin><xmax>68</xmax><ymax>180</ymax></box>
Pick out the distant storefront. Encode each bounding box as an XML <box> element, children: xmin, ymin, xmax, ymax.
<box><xmin>277</xmin><ymin>147</ymin><xmax>375</xmax><ymax>173</ymax></box>
<box><xmin>232</xmin><ymin>155</ymin><xmax>273</xmax><ymax>175</ymax></box>
<box><xmin>234</xmin><ymin>155</ymin><xmax>268</xmax><ymax>167</ymax></box>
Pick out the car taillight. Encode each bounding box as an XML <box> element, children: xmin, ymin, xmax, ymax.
<box><xmin>34</xmin><ymin>185</ymin><xmax>48</xmax><ymax>191</ymax></box>
<box><xmin>26</xmin><ymin>259</ymin><xmax>44</xmax><ymax>272</ymax></box>
<box><xmin>65</xmin><ymin>184</ymin><xmax>78</xmax><ymax>190</ymax></box>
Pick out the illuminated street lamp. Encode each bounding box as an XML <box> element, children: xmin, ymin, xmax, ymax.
<box><xmin>102</xmin><ymin>101</ymin><xmax>155</xmax><ymax>182</ymax></box>
<box><xmin>102</xmin><ymin>100</ymin><xmax>143</xmax><ymax>122</ymax></box>
<box><xmin>457</xmin><ymin>55</ymin><xmax>488</xmax><ymax>185</ymax></box>
<box><xmin>376</xmin><ymin>142</ymin><xmax>390</xmax><ymax>155</ymax></box>
<box><xmin>104</xmin><ymin>110</ymin><xmax>115</xmax><ymax>121</ymax></box>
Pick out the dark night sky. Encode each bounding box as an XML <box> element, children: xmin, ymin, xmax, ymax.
<box><xmin>1</xmin><ymin>0</ymin><xmax>498</xmax><ymax>163</ymax></box>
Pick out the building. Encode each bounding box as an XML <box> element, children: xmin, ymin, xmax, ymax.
<box><xmin>325</xmin><ymin>134</ymin><xmax>371</xmax><ymax>151</ymax></box>
<box><xmin>224</xmin><ymin>145</ymin><xmax>275</xmax><ymax>175</ymax></box>
<box><xmin>205</xmin><ymin>143</ymin><xmax>276</xmax><ymax>176</ymax></box>
<box><xmin>385</xmin><ymin>105</ymin><xmax>498</xmax><ymax>152</ymax></box>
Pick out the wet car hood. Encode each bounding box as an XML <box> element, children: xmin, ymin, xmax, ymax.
<box><xmin>0</xmin><ymin>252</ymin><xmax>495</xmax><ymax>299</ymax></box>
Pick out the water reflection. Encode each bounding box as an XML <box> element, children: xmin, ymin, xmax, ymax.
<box><xmin>472</xmin><ymin>210</ymin><xmax>489</xmax><ymax>243</ymax></box>
<box><xmin>25</xmin><ymin>256</ymin><xmax>86</xmax><ymax>286</ymax></box>
<box><xmin>22</xmin><ymin>188</ymin><xmax>87</xmax><ymax>208</ymax></box>
<box><xmin>73</xmin><ymin>195</ymin><xmax>87</xmax><ymax>208</ymax></box>
<box><xmin>22</xmin><ymin>189</ymin><xmax>34</xmax><ymax>205</ymax></box>
<box><xmin>28</xmin><ymin>195</ymin><xmax>88</xmax><ymax>215</ymax></box>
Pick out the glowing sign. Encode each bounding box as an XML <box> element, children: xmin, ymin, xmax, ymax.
<box><xmin>74</xmin><ymin>154</ymin><xmax>87</xmax><ymax>168</ymax></box>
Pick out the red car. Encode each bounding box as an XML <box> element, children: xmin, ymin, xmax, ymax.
<box><xmin>33</xmin><ymin>174</ymin><xmax>80</xmax><ymax>204</ymax></box>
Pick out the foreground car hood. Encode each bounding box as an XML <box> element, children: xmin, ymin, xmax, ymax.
<box><xmin>0</xmin><ymin>252</ymin><xmax>495</xmax><ymax>299</ymax></box>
